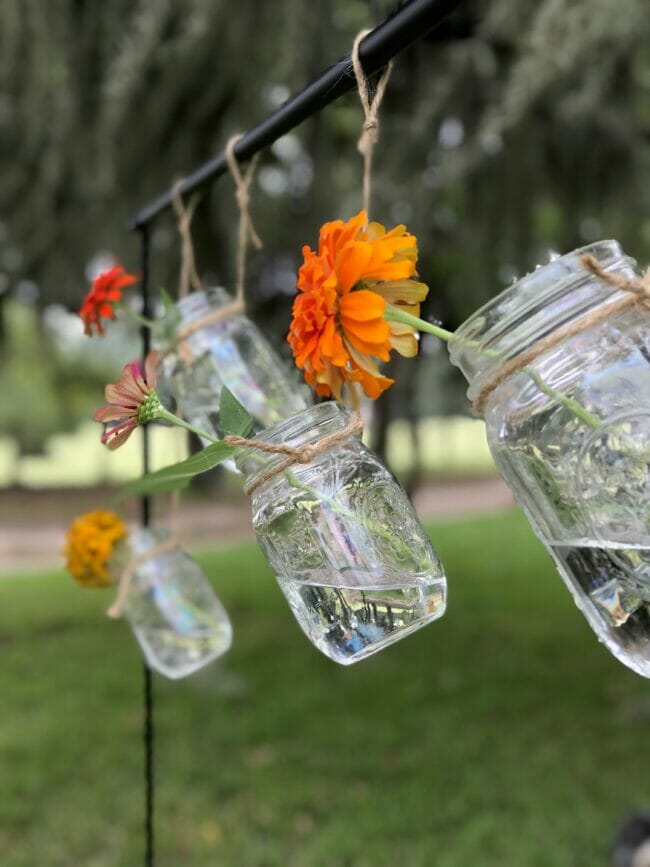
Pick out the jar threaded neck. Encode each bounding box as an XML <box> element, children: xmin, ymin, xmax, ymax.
<box><xmin>235</xmin><ymin>402</ymin><xmax>352</xmax><ymax>491</ymax></box>
<box><xmin>448</xmin><ymin>240</ymin><xmax>638</xmax><ymax>404</ymax></box>
<box><xmin>176</xmin><ymin>286</ymin><xmax>235</xmax><ymax>326</ymax></box>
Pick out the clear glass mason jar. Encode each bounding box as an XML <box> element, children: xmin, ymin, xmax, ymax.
<box><xmin>109</xmin><ymin>528</ymin><xmax>232</xmax><ymax>679</ymax></box>
<box><xmin>155</xmin><ymin>287</ymin><xmax>310</xmax><ymax>450</ymax></box>
<box><xmin>448</xmin><ymin>240</ymin><xmax>650</xmax><ymax>676</ymax></box>
<box><xmin>235</xmin><ymin>402</ymin><xmax>447</xmax><ymax>665</ymax></box>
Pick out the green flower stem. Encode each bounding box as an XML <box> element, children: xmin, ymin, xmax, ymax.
<box><xmin>115</xmin><ymin>302</ymin><xmax>156</xmax><ymax>330</ymax></box>
<box><xmin>283</xmin><ymin>471</ymin><xmax>428</xmax><ymax>569</ymax></box>
<box><xmin>385</xmin><ymin>307</ymin><xmax>460</xmax><ymax>347</ymax></box>
<box><xmin>385</xmin><ymin>305</ymin><xmax>601</xmax><ymax>429</ymax></box>
<box><xmin>526</xmin><ymin>370</ymin><xmax>601</xmax><ymax>429</ymax></box>
<box><xmin>155</xmin><ymin>406</ymin><xmax>220</xmax><ymax>443</ymax></box>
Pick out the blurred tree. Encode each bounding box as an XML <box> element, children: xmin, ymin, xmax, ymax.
<box><xmin>0</xmin><ymin>0</ymin><xmax>648</xmax><ymax>451</ymax></box>
<box><xmin>0</xmin><ymin>298</ymin><xmax>113</xmax><ymax>453</ymax></box>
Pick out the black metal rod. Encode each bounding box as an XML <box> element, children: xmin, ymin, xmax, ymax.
<box><xmin>138</xmin><ymin>224</ymin><xmax>155</xmax><ymax>867</ymax></box>
<box><xmin>139</xmin><ymin>224</ymin><xmax>152</xmax><ymax>524</ymax></box>
<box><xmin>128</xmin><ymin>0</ymin><xmax>458</xmax><ymax>230</ymax></box>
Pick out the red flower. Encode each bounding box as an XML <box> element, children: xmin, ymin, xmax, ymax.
<box><xmin>79</xmin><ymin>265</ymin><xmax>138</xmax><ymax>336</ymax></box>
<box><xmin>94</xmin><ymin>351</ymin><xmax>160</xmax><ymax>450</ymax></box>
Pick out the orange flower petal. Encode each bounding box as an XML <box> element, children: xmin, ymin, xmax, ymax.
<box><xmin>289</xmin><ymin>211</ymin><xmax>426</xmax><ymax>402</ymax></box>
<box><xmin>344</xmin><ymin>340</ymin><xmax>383</xmax><ymax>376</ymax></box>
<box><xmin>350</xmin><ymin>367</ymin><xmax>394</xmax><ymax>399</ymax></box>
<box><xmin>390</xmin><ymin>331</ymin><xmax>419</xmax><ymax>357</ymax></box>
<box><xmin>362</xmin><ymin>259</ymin><xmax>416</xmax><ymax>283</ymax></box>
<box><xmin>338</xmin><ymin>289</ymin><xmax>385</xmax><ymax>321</ymax></box>
<box><xmin>370</xmin><ymin>279</ymin><xmax>429</xmax><ymax>304</ymax></box>
<box><xmin>343</xmin><ymin>328</ymin><xmax>391</xmax><ymax>362</ymax></box>
<box><xmin>339</xmin><ymin>315</ymin><xmax>390</xmax><ymax>346</ymax></box>
<box><xmin>318</xmin><ymin>317</ymin><xmax>348</xmax><ymax>366</ymax></box>
<box><xmin>335</xmin><ymin>243</ymin><xmax>373</xmax><ymax>293</ymax></box>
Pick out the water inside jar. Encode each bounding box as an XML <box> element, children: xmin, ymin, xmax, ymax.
<box><xmin>277</xmin><ymin>574</ymin><xmax>446</xmax><ymax>665</ymax></box>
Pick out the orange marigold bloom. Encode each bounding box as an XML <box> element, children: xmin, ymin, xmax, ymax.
<box><xmin>79</xmin><ymin>265</ymin><xmax>138</xmax><ymax>336</ymax></box>
<box><xmin>288</xmin><ymin>210</ymin><xmax>428</xmax><ymax>401</ymax></box>
<box><xmin>63</xmin><ymin>510</ymin><xmax>128</xmax><ymax>588</ymax></box>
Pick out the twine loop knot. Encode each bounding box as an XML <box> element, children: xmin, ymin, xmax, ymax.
<box><xmin>351</xmin><ymin>29</ymin><xmax>392</xmax><ymax>215</ymax></box>
<box><xmin>294</xmin><ymin>443</ymin><xmax>319</xmax><ymax>463</ymax></box>
<box><xmin>225</xmin><ymin>412</ymin><xmax>364</xmax><ymax>496</ymax></box>
<box><xmin>225</xmin><ymin>133</ymin><xmax>263</xmax><ymax>255</ymax></box>
<box><xmin>107</xmin><ymin>534</ymin><xmax>180</xmax><ymax>620</ymax></box>
<box><xmin>171</xmin><ymin>179</ymin><xmax>202</xmax><ymax>300</ymax></box>
<box><xmin>472</xmin><ymin>254</ymin><xmax>650</xmax><ymax>416</ymax></box>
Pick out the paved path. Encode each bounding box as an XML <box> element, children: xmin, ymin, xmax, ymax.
<box><xmin>0</xmin><ymin>478</ymin><xmax>514</xmax><ymax>573</ymax></box>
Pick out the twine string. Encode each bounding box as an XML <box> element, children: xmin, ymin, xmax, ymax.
<box><xmin>225</xmin><ymin>134</ymin><xmax>263</xmax><ymax>304</ymax></box>
<box><xmin>171</xmin><ymin>180</ymin><xmax>202</xmax><ymax>300</ymax></box>
<box><xmin>473</xmin><ymin>254</ymin><xmax>650</xmax><ymax>416</ymax></box>
<box><xmin>581</xmin><ymin>253</ymin><xmax>650</xmax><ymax>302</ymax></box>
<box><xmin>107</xmin><ymin>535</ymin><xmax>180</xmax><ymax>619</ymax></box>
<box><xmin>168</xmin><ymin>165</ymin><xmax>253</xmax><ymax>363</ymax></box>
<box><xmin>170</xmin><ymin>179</ymin><xmax>203</xmax><ymax>363</ymax></box>
<box><xmin>351</xmin><ymin>29</ymin><xmax>393</xmax><ymax>216</ymax></box>
<box><xmin>226</xmin><ymin>413</ymin><xmax>364</xmax><ymax>496</ymax></box>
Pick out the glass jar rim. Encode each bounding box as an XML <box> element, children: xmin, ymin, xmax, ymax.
<box><xmin>107</xmin><ymin>526</ymin><xmax>172</xmax><ymax>581</ymax></box>
<box><xmin>448</xmin><ymin>240</ymin><xmax>637</xmax><ymax>402</ymax></box>
<box><xmin>235</xmin><ymin>401</ymin><xmax>352</xmax><ymax>489</ymax></box>
<box><xmin>176</xmin><ymin>285</ymin><xmax>235</xmax><ymax>324</ymax></box>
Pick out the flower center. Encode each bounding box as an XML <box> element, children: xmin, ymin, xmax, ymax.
<box><xmin>138</xmin><ymin>391</ymin><xmax>162</xmax><ymax>425</ymax></box>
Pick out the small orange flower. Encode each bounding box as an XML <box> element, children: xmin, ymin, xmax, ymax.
<box><xmin>63</xmin><ymin>510</ymin><xmax>127</xmax><ymax>587</ymax></box>
<box><xmin>79</xmin><ymin>265</ymin><xmax>138</xmax><ymax>336</ymax></box>
<box><xmin>288</xmin><ymin>210</ymin><xmax>428</xmax><ymax>401</ymax></box>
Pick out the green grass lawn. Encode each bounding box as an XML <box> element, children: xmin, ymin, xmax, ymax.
<box><xmin>0</xmin><ymin>510</ymin><xmax>648</xmax><ymax>866</ymax></box>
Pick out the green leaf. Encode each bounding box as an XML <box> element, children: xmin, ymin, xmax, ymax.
<box><xmin>220</xmin><ymin>386</ymin><xmax>252</xmax><ymax>437</ymax></box>
<box><xmin>160</xmin><ymin>287</ymin><xmax>178</xmax><ymax>318</ymax></box>
<box><xmin>114</xmin><ymin>440</ymin><xmax>235</xmax><ymax>501</ymax></box>
<box><xmin>155</xmin><ymin>287</ymin><xmax>181</xmax><ymax>341</ymax></box>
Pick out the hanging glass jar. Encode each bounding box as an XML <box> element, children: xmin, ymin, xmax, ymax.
<box><xmin>235</xmin><ymin>402</ymin><xmax>447</xmax><ymax>665</ymax></box>
<box><xmin>155</xmin><ymin>287</ymin><xmax>310</xmax><ymax>448</ymax></box>
<box><xmin>448</xmin><ymin>240</ymin><xmax>650</xmax><ymax>676</ymax></box>
<box><xmin>109</xmin><ymin>528</ymin><xmax>232</xmax><ymax>679</ymax></box>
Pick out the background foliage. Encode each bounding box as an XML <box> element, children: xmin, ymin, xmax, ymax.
<box><xmin>1</xmin><ymin>0</ymin><xmax>649</xmax><ymax>450</ymax></box>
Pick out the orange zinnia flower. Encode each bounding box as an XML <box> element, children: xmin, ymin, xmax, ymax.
<box><xmin>79</xmin><ymin>265</ymin><xmax>138</xmax><ymax>336</ymax></box>
<box><xmin>288</xmin><ymin>210</ymin><xmax>428</xmax><ymax>402</ymax></box>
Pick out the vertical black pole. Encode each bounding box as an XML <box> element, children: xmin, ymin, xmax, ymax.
<box><xmin>139</xmin><ymin>225</ymin><xmax>154</xmax><ymax>867</ymax></box>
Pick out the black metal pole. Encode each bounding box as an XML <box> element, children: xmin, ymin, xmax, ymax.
<box><xmin>128</xmin><ymin>0</ymin><xmax>459</xmax><ymax>230</ymax></box>
<box><xmin>138</xmin><ymin>224</ymin><xmax>155</xmax><ymax>867</ymax></box>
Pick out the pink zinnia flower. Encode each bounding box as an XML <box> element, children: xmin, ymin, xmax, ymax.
<box><xmin>94</xmin><ymin>350</ymin><xmax>160</xmax><ymax>450</ymax></box>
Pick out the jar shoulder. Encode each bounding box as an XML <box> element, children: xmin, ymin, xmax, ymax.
<box><xmin>486</xmin><ymin>312</ymin><xmax>650</xmax><ymax>438</ymax></box>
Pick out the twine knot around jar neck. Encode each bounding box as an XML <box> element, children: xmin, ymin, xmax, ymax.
<box><xmin>226</xmin><ymin>403</ymin><xmax>364</xmax><ymax>496</ymax></box>
<box><xmin>471</xmin><ymin>252</ymin><xmax>649</xmax><ymax>416</ymax></box>
<box><xmin>446</xmin><ymin>240</ymin><xmax>642</xmax><ymax>417</ymax></box>
<box><xmin>581</xmin><ymin>253</ymin><xmax>650</xmax><ymax>306</ymax></box>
